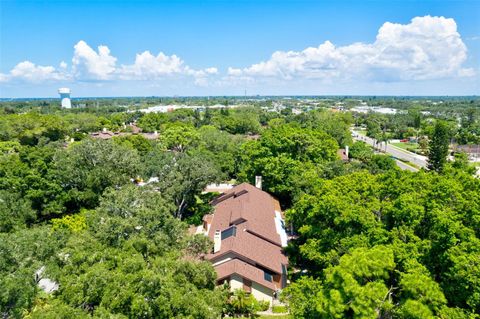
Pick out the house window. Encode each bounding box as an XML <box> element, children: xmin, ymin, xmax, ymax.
<box><xmin>264</xmin><ymin>271</ymin><xmax>273</xmax><ymax>282</ymax></box>
<box><xmin>221</xmin><ymin>226</ymin><xmax>237</xmax><ymax>240</ymax></box>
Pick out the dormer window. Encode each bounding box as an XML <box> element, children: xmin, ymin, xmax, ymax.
<box><xmin>221</xmin><ymin>225</ymin><xmax>237</xmax><ymax>240</ymax></box>
<box><xmin>264</xmin><ymin>271</ymin><xmax>273</xmax><ymax>282</ymax></box>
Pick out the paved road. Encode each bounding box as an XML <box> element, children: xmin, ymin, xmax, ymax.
<box><xmin>352</xmin><ymin>131</ymin><xmax>428</xmax><ymax>171</ymax></box>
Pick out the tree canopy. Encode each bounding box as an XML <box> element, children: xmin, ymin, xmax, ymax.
<box><xmin>1</xmin><ymin>99</ymin><xmax>479</xmax><ymax>318</ymax></box>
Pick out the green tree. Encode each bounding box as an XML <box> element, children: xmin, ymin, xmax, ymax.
<box><xmin>46</xmin><ymin>186</ymin><xmax>225</xmax><ymax>318</ymax></box>
<box><xmin>160</xmin><ymin>123</ymin><xmax>199</xmax><ymax>152</ymax></box>
<box><xmin>427</xmin><ymin>120</ymin><xmax>451</xmax><ymax>172</ymax></box>
<box><xmin>53</xmin><ymin>139</ymin><xmax>141</xmax><ymax>211</ymax></box>
<box><xmin>0</xmin><ymin>191</ymin><xmax>36</xmax><ymax>232</ymax></box>
<box><xmin>143</xmin><ymin>151</ymin><xmax>223</xmax><ymax>219</ymax></box>
<box><xmin>285</xmin><ymin>170</ymin><xmax>480</xmax><ymax>317</ymax></box>
<box><xmin>137</xmin><ymin>112</ymin><xmax>168</xmax><ymax>132</ymax></box>
<box><xmin>113</xmin><ymin>134</ymin><xmax>154</xmax><ymax>156</ymax></box>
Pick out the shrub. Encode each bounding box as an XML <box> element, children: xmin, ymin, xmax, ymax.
<box><xmin>259</xmin><ymin>300</ymin><xmax>270</xmax><ymax>311</ymax></box>
<box><xmin>223</xmin><ymin>289</ymin><xmax>261</xmax><ymax>317</ymax></box>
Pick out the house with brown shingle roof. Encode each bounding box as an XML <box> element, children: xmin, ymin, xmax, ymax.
<box><xmin>200</xmin><ymin>182</ymin><xmax>288</xmax><ymax>304</ymax></box>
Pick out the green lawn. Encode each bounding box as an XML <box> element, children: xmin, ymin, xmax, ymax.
<box><xmin>391</xmin><ymin>142</ymin><xmax>419</xmax><ymax>152</ymax></box>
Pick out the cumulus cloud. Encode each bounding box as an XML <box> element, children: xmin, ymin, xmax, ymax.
<box><xmin>115</xmin><ymin>50</ymin><xmax>219</xmax><ymax>84</ymax></box>
<box><xmin>1</xmin><ymin>40</ymin><xmax>217</xmax><ymax>85</ymax></box>
<box><xmin>0</xmin><ymin>61</ymin><xmax>68</xmax><ymax>82</ymax></box>
<box><xmin>204</xmin><ymin>67</ymin><xmax>218</xmax><ymax>75</ymax></box>
<box><xmin>229</xmin><ymin>16</ymin><xmax>475</xmax><ymax>81</ymax></box>
<box><xmin>0</xmin><ymin>16</ymin><xmax>475</xmax><ymax>87</ymax></box>
<box><xmin>117</xmin><ymin>51</ymin><xmax>184</xmax><ymax>79</ymax></box>
<box><xmin>72</xmin><ymin>40</ymin><xmax>117</xmax><ymax>80</ymax></box>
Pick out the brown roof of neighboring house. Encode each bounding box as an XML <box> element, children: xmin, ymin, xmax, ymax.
<box><xmin>208</xmin><ymin>183</ymin><xmax>282</xmax><ymax>247</ymax></box>
<box><xmin>129</xmin><ymin>124</ymin><xmax>142</xmax><ymax>134</ymax></box>
<box><xmin>90</xmin><ymin>130</ymin><xmax>159</xmax><ymax>140</ymax></box>
<box><xmin>90</xmin><ymin>131</ymin><xmax>118</xmax><ymax>139</ymax></box>
<box><xmin>215</xmin><ymin>259</ymin><xmax>277</xmax><ymax>290</ymax></box>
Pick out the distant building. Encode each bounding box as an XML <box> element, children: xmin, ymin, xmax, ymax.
<box><xmin>197</xmin><ymin>181</ymin><xmax>288</xmax><ymax>305</ymax></box>
<box><xmin>58</xmin><ymin>88</ymin><xmax>71</xmax><ymax>108</ymax></box>
<box><xmin>350</xmin><ymin>105</ymin><xmax>398</xmax><ymax>114</ymax></box>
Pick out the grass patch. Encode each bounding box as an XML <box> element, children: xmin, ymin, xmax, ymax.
<box><xmin>391</xmin><ymin>142</ymin><xmax>419</xmax><ymax>153</ymax></box>
<box><xmin>272</xmin><ymin>305</ymin><xmax>288</xmax><ymax>313</ymax></box>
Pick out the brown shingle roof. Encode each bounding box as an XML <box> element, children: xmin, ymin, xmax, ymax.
<box><xmin>207</xmin><ymin>229</ymin><xmax>287</xmax><ymax>274</ymax></box>
<box><xmin>205</xmin><ymin>182</ymin><xmax>288</xmax><ymax>290</ymax></box>
<box><xmin>208</xmin><ymin>183</ymin><xmax>282</xmax><ymax>246</ymax></box>
<box><xmin>215</xmin><ymin>259</ymin><xmax>277</xmax><ymax>290</ymax></box>
<box><xmin>90</xmin><ymin>131</ymin><xmax>118</xmax><ymax>139</ymax></box>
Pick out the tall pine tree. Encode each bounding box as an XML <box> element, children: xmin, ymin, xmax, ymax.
<box><xmin>428</xmin><ymin>120</ymin><xmax>450</xmax><ymax>172</ymax></box>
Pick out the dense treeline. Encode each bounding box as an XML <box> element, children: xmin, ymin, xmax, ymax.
<box><xmin>284</xmin><ymin>170</ymin><xmax>480</xmax><ymax>318</ymax></box>
<box><xmin>0</xmin><ymin>100</ymin><xmax>479</xmax><ymax>318</ymax></box>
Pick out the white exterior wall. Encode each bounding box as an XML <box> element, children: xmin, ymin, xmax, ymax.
<box><xmin>251</xmin><ymin>282</ymin><xmax>274</xmax><ymax>304</ymax></box>
<box><xmin>229</xmin><ymin>274</ymin><xmax>243</xmax><ymax>290</ymax></box>
<box><xmin>229</xmin><ymin>275</ymin><xmax>274</xmax><ymax>304</ymax></box>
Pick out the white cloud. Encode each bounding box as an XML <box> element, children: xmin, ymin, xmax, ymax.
<box><xmin>1</xmin><ymin>61</ymin><xmax>68</xmax><ymax>82</ymax></box>
<box><xmin>0</xmin><ymin>16</ymin><xmax>474</xmax><ymax>89</ymax></box>
<box><xmin>204</xmin><ymin>67</ymin><xmax>218</xmax><ymax>75</ymax></box>
<box><xmin>227</xmin><ymin>67</ymin><xmax>243</xmax><ymax>76</ymax></box>
<box><xmin>1</xmin><ymin>40</ymin><xmax>217</xmax><ymax>84</ymax></box>
<box><xmin>229</xmin><ymin>16</ymin><xmax>475</xmax><ymax>82</ymax></box>
<box><xmin>115</xmin><ymin>50</ymin><xmax>218</xmax><ymax>85</ymax></box>
<box><xmin>117</xmin><ymin>51</ymin><xmax>184</xmax><ymax>79</ymax></box>
<box><xmin>72</xmin><ymin>40</ymin><xmax>117</xmax><ymax>80</ymax></box>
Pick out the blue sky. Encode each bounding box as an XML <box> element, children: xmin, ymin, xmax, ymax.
<box><xmin>1</xmin><ymin>0</ymin><xmax>479</xmax><ymax>97</ymax></box>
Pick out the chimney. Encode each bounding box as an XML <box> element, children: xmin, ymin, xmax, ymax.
<box><xmin>255</xmin><ymin>176</ymin><xmax>262</xmax><ymax>189</ymax></box>
<box><xmin>214</xmin><ymin>230</ymin><xmax>221</xmax><ymax>253</ymax></box>
<box><xmin>345</xmin><ymin>145</ymin><xmax>349</xmax><ymax>159</ymax></box>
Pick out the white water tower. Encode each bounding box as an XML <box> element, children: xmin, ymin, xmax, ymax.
<box><xmin>58</xmin><ymin>88</ymin><xmax>71</xmax><ymax>108</ymax></box>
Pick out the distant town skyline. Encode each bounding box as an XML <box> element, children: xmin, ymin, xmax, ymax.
<box><xmin>1</xmin><ymin>0</ymin><xmax>479</xmax><ymax>97</ymax></box>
